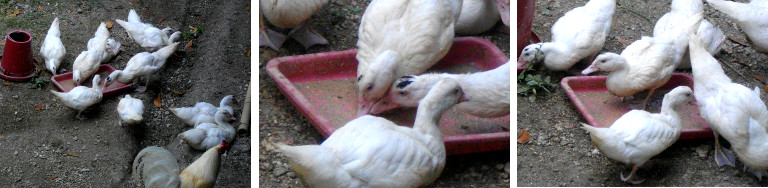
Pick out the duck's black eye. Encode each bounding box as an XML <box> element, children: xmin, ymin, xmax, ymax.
<box><xmin>454</xmin><ymin>89</ymin><xmax>459</xmax><ymax>94</ymax></box>
<box><xmin>399</xmin><ymin>91</ymin><xmax>406</xmax><ymax>95</ymax></box>
<box><xmin>524</xmin><ymin>53</ymin><xmax>529</xmax><ymax>56</ymax></box>
<box><xmin>600</xmin><ymin>59</ymin><xmax>606</xmax><ymax>63</ymax></box>
<box><xmin>366</xmin><ymin>85</ymin><xmax>373</xmax><ymax>90</ymax></box>
<box><xmin>686</xmin><ymin>93</ymin><xmax>691</xmax><ymax>97</ymax></box>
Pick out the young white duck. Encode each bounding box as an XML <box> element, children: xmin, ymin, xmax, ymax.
<box><xmin>86</xmin><ymin>22</ymin><xmax>121</xmax><ymax>64</ymax></box>
<box><xmin>116</xmin><ymin>9</ymin><xmax>181</xmax><ymax>52</ymax></box>
<box><xmin>706</xmin><ymin>0</ymin><xmax>768</xmax><ymax>53</ymax></box>
<box><xmin>371</xmin><ymin>62</ymin><xmax>509</xmax><ymax>118</ymax></box>
<box><xmin>454</xmin><ymin>0</ymin><xmax>499</xmax><ymax>35</ymax></box>
<box><xmin>170</xmin><ymin>95</ymin><xmax>236</xmax><ymax>126</ymax></box>
<box><xmin>688</xmin><ymin>31</ymin><xmax>768</xmax><ymax>180</ymax></box>
<box><xmin>179</xmin><ymin>110</ymin><xmax>237</xmax><ymax>151</ymax></box>
<box><xmin>517</xmin><ymin>0</ymin><xmax>615</xmax><ymax>71</ymax></box>
<box><xmin>356</xmin><ymin>0</ymin><xmax>461</xmax><ymax>116</ymax></box>
<box><xmin>40</xmin><ymin>17</ymin><xmax>66</xmax><ymax>76</ymax></box>
<box><xmin>117</xmin><ymin>94</ymin><xmax>143</xmax><ymax>126</ymax></box>
<box><xmin>582</xmin><ymin>13</ymin><xmax>703</xmax><ymax>109</ymax></box>
<box><xmin>272</xmin><ymin>78</ymin><xmax>469</xmax><ymax>187</ymax></box>
<box><xmin>581</xmin><ymin>86</ymin><xmax>694</xmax><ymax>184</ymax></box>
<box><xmin>51</xmin><ymin>74</ymin><xmax>105</xmax><ymax>120</ymax></box>
<box><xmin>72</xmin><ymin>32</ymin><xmax>109</xmax><ymax>85</ymax></box>
<box><xmin>259</xmin><ymin>0</ymin><xmax>329</xmax><ymax>50</ymax></box>
<box><xmin>653</xmin><ymin>0</ymin><xmax>725</xmax><ymax>69</ymax></box>
<box><xmin>105</xmin><ymin>42</ymin><xmax>179</xmax><ymax>92</ymax></box>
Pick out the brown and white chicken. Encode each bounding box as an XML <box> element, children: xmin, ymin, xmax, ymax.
<box><xmin>132</xmin><ymin>141</ymin><xmax>230</xmax><ymax>188</ymax></box>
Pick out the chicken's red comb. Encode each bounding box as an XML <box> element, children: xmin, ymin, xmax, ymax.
<box><xmin>221</xmin><ymin>140</ymin><xmax>230</xmax><ymax>149</ymax></box>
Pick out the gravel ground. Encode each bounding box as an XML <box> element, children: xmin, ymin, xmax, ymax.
<box><xmin>258</xmin><ymin>0</ymin><xmax>511</xmax><ymax>187</ymax></box>
<box><xmin>517</xmin><ymin>0</ymin><xmax>768</xmax><ymax>186</ymax></box>
<box><xmin>0</xmin><ymin>0</ymin><xmax>250</xmax><ymax>187</ymax></box>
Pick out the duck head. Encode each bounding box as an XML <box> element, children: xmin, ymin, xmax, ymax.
<box><xmin>356</xmin><ymin>50</ymin><xmax>398</xmax><ymax>116</ymax></box>
<box><xmin>663</xmin><ymin>86</ymin><xmax>695</xmax><ymax>107</ymax></box>
<box><xmin>582</xmin><ymin>53</ymin><xmax>625</xmax><ymax>75</ymax></box>
<box><xmin>517</xmin><ymin>43</ymin><xmax>545</xmax><ymax>68</ymax></box>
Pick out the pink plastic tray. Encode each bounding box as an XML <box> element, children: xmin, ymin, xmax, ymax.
<box><xmin>51</xmin><ymin>64</ymin><xmax>134</xmax><ymax>96</ymax></box>
<box><xmin>266</xmin><ymin>37</ymin><xmax>510</xmax><ymax>155</ymax></box>
<box><xmin>561</xmin><ymin>73</ymin><xmax>713</xmax><ymax>140</ymax></box>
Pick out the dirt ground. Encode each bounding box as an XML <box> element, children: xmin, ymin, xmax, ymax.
<box><xmin>0</xmin><ymin>0</ymin><xmax>250</xmax><ymax>187</ymax></box>
<box><xmin>517</xmin><ymin>0</ymin><xmax>768</xmax><ymax>186</ymax></box>
<box><xmin>258</xmin><ymin>0</ymin><xmax>511</xmax><ymax>187</ymax></box>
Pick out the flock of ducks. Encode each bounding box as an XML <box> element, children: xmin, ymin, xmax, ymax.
<box><xmin>261</xmin><ymin>0</ymin><xmax>510</xmax><ymax>187</ymax></box>
<box><xmin>37</xmin><ymin>9</ymin><xmax>239</xmax><ymax>187</ymax></box>
<box><xmin>518</xmin><ymin>0</ymin><xmax>768</xmax><ymax>184</ymax></box>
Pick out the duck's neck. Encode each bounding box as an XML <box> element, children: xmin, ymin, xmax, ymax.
<box><xmin>539</xmin><ymin>43</ymin><xmax>578</xmax><ymax>70</ymax></box>
<box><xmin>413</xmin><ymin>102</ymin><xmax>446</xmax><ymax>142</ymax></box>
<box><xmin>660</xmin><ymin>102</ymin><xmax>682</xmax><ymax>129</ymax></box>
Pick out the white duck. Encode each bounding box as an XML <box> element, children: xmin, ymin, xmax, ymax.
<box><xmin>179</xmin><ymin>109</ymin><xmax>237</xmax><ymax>151</ymax></box>
<box><xmin>105</xmin><ymin>42</ymin><xmax>179</xmax><ymax>92</ymax></box>
<box><xmin>688</xmin><ymin>31</ymin><xmax>768</xmax><ymax>180</ymax></box>
<box><xmin>170</xmin><ymin>95</ymin><xmax>236</xmax><ymax>126</ymax></box>
<box><xmin>40</xmin><ymin>17</ymin><xmax>66</xmax><ymax>76</ymax></box>
<box><xmin>454</xmin><ymin>0</ymin><xmax>499</xmax><ymax>35</ymax></box>
<box><xmin>116</xmin><ymin>9</ymin><xmax>181</xmax><ymax>52</ymax></box>
<box><xmin>72</xmin><ymin>30</ymin><xmax>109</xmax><ymax>85</ymax></box>
<box><xmin>180</xmin><ymin>141</ymin><xmax>229</xmax><ymax>188</ymax></box>
<box><xmin>581</xmin><ymin>86</ymin><xmax>694</xmax><ymax>184</ymax></box>
<box><xmin>582</xmin><ymin>13</ymin><xmax>703</xmax><ymax>109</ymax></box>
<box><xmin>355</xmin><ymin>0</ymin><xmax>461</xmax><ymax>116</ymax></box>
<box><xmin>51</xmin><ymin>74</ymin><xmax>104</xmax><ymax>120</ymax></box>
<box><xmin>706</xmin><ymin>0</ymin><xmax>768</xmax><ymax>53</ymax></box>
<box><xmin>272</xmin><ymin>78</ymin><xmax>468</xmax><ymax>187</ymax></box>
<box><xmin>371</xmin><ymin>62</ymin><xmax>509</xmax><ymax>118</ymax></box>
<box><xmin>132</xmin><ymin>146</ymin><xmax>180</xmax><ymax>187</ymax></box>
<box><xmin>653</xmin><ymin>0</ymin><xmax>725</xmax><ymax>69</ymax></box>
<box><xmin>517</xmin><ymin>0</ymin><xmax>615</xmax><ymax>71</ymax></box>
<box><xmin>117</xmin><ymin>94</ymin><xmax>143</xmax><ymax>126</ymax></box>
<box><xmin>259</xmin><ymin>0</ymin><xmax>329</xmax><ymax>50</ymax></box>
<box><xmin>86</xmin><ymin>22</ymin><xmax>121</xmax><ymax>64</ymax></box>
<box><xmin>132</xmin><ymin>142</ymin><xmax>230</xmax><ymax>188</ymax></box>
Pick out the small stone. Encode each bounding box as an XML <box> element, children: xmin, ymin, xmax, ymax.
<box><xmin>80</xmin><ymin>168</ymin><xmax>90</xmax><ymax>172</ymax></box>
<box><xmin>495</xmin><ymin>164</ymin><xmax>504</xmax><ymax>170</ymax></box>
<box><xmin>504</xmin><ymin>162</ymin><xmax>510</xmax><ymax>174</ymax></box>
<box><xmin>551</xmin><ymin>137</ymin><xmax>560</xmax><ymax>142</ymax></box>
<box><xmin>76</xmin><ymin>8</ymin><xmax>83</xmax><ymax>13</ymax></box>
<box><xmin>560</xmin><ymin>140</ymin><xmax>569</xmax><ymax>146</ymax></box>
<box><xmin>481</xmin><ymin>165</ymin><xmax>490</xmax><ymax>171</ymax></box>
<box><xmin>73</xmin><ymin>137</ymin><xmax>78</xmax><ymax>141</ymax></box>
<box><xmin>287</xmin><ymin>172</ymin><xmax>296</xmax><ymax>178</ymax></box>
<box><xmin>695</xmin><ymin>144</ymin><xmax>710</xmax><ymax>158</ymax></box>
<box><xmin>273</xmin><ymin>166</ymin><xmax>289</xmax><ymax>176</ymax></box>
<box><xmin>591</xmin><ymin>148</ymin><xmax>600</xmax><ymax>155</ymax></box>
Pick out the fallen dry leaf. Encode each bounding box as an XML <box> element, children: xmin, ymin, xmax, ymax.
<box><xmin>4</xmin><ymin>82</ymin><xmax>11</xmax><ymax>86</ymax></box>
<box><xmin>65</xmin><ymin>152</ymin><xmax>79</xmax><ymax>157</ymax></box>
<box><xmin>154</xmin><ymin>97</ymin><xmax>162</xmax><ymax>108</ymax></box>
<box><xmin>71</xmin><ymin>4</ymin><xmax>76</xmax><ymax>7</ymax></box>
<box><xmin>728</xmin><ymin>35</ymin><xmax>751</xmax><ymax>47</ymax></box>
<box><xmin>246</xmin><ymin>50</ymin><xmax>250</xmax><ymax>57</ymax></box>
<box><xmin>67</xmin><ymin>10</ymin><xmax>71</xmax><ymax>13</ymax></box>
<box><xmin>186</xmin><ymin>41</ymin><xmax>193</xmax><ymax>47</ymax></box>
<box><xmin>245</xmin><ymin>6</ymin><xmax>250</xmax><ymax>11</ymax></box>
<box><xmin>0</xmin><ymin>133</ymin><xmax>3</xmax><ymax>139</ymax></box>
<box><xmin>617</xmin><ymin>38</ymin><xmax>632</xmax><ymax>45</ymax></box>
<box><xmin>517</xmin><ymin>128</ymin><xmax>531</xmax><ymax>144</ymax></box>
<box><xmin>170</xmin><ymin>89</ymin><xmax>185</xmax><ymax>95</ymax></box>
<box><xmin>0</xmin><ymin>41</ymin><xmax>5</xmax><ymax>46</ymax></box>
<box><xmin>38</xmin><ymin>6</ymin><xmax>42</xmax><ymax>11</ymax></box>
<box><xmin>158</xmin><ymin>18</ymin><xmax>164</xmax><ymax>22</ymax></box>
<box><xmin>50</xmin><ymin>174</ymin><xmax>58</xmax><ymax>180</ymax></box>
<box><xmin>751</xmin><ymin>74</ymin><xmax>766</xmax><ymax>84</ymax></box>
<box><xmin>82</xmin><ymin>6</ymin><xmax>89</xmax><ymax>9</ymax></box>
<box><xmin>12</xmin><ymin>10</ymin><xmax>23</xmax><ymax>17</ymax></box>
<box><xmin>106</xmin><ymin>21</ymin><xmax>112</xmax><ymax>29</ymax></box>
<box><xmin>731</xmin><ymin>58</ymin><xmax>751</xmax><ymax>67</ymax></box>
<box><xmin>129</xmin><ymin>1</ymin><xmax>140</xmax><ymax>4</ymax></box>
<box><xmin>764</xmin><ymin>85</ymin><xmax>768</xmax><ymax>93</ymax></box>
<box><xmin>188</xmin><ymin>25</ymin><xmax>197</xmax><ymax>33</ymax></box>
<box><xmin>35</xmin><ymin>104</ymin><xmax>42</xmax><ymax>111</ymax></box>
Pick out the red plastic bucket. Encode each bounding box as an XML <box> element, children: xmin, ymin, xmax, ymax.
<box><xmin>0</xmin><ymin>30</ymin><xmax>37</xmax><ymax>81</ymax></box>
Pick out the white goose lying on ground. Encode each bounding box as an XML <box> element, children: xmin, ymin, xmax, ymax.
<box><xmin>371</xmin><ymin>62</ymin><xmax>509</xmax><ymax>118</ymax></box>
<box><xmin>581</xmin><ymin>86</ymin><xmax>694</xmax><ymax>184</ymax></box>
<box><xmin>273</xmin><ymin>78</ymin><xmax>469</xmax><ymax>187</ymax></box>
<box><xmin>87</xmin><ymin>22</ymin><xmax>121</xmax><ymax>64</ymax></box>
<box><xmin>116</xmin><ymin>9</ymin><xmax>181</xmax><ymax>52</ymax></box>
<box><xmin>582</xmin><ymin>13</ymin><xmax>703</xmax><ymax>109</ymax></box>
<box><xmin>517</xmin><ymin>0</ymin><xmax>615</xmax><ymax>71</ymax></box>
<box><xmin>105</xmin><ymin>42</ymin><xmax>179</xmax><ymax>92</ymax></box>
<box><xmin>179</xmin><ymin>110</ymin><xmax>237</xmax><ymax>151</ymax></box>
<box><xmin>133</xmin><ymin>141</ymin><xmax>229</xmax><ymax>188</ymax></box>
<box><xmin>653</xmin><ymin>0</ymin><xmax>725</xmax><ymax>69</ymax></box>
<box><xmin>51</xmin><ymin>75</ymin><xmax>104</xmax><ymax>120</ymax></box>
<box><xmin>170</xmin><ymin>95</ymin><xmax>236</xmax><ymax>126</ymax></box>
<box><xmin>117</xmin><ymin>94</ymin><xmax>143</xmax><ymax>126</ymax></box>
<box><xmin>706</xmin><ymin>0</ymin><xmax>768</xmax><ymax>53</ymax></box>
<box><xmin>356</xmin><ymin>0</ymin><xmax>461</xmax><ymax>116</ymax></box>
<box><xmin>688</xmin><ymin>31</ymin><xmax>768</xmax><ymax>180</ymax></box>
<box><xmin>259</xmin><ymin>0</ymin><xmax>329</xmax><ymax>50</ymax></box>
<box><xmin>41</xmin><ymin>17</ymin><xmax>65</xmax><ymax>76</ymax></box>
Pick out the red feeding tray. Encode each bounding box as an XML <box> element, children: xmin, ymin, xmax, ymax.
<box><xmin>51</xmin><ymin>64</ymin><xmax>134</xmax><ymax>96</ymax></box>
<box><xmin>561</xmin><ymin>73</ymin><xmax>713</xmax><ymax>140</ymax></box>
<box><xmin>266</xmin><ymin>37</ymin><xmax>510</xmax><ymax>155</ymax></box>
